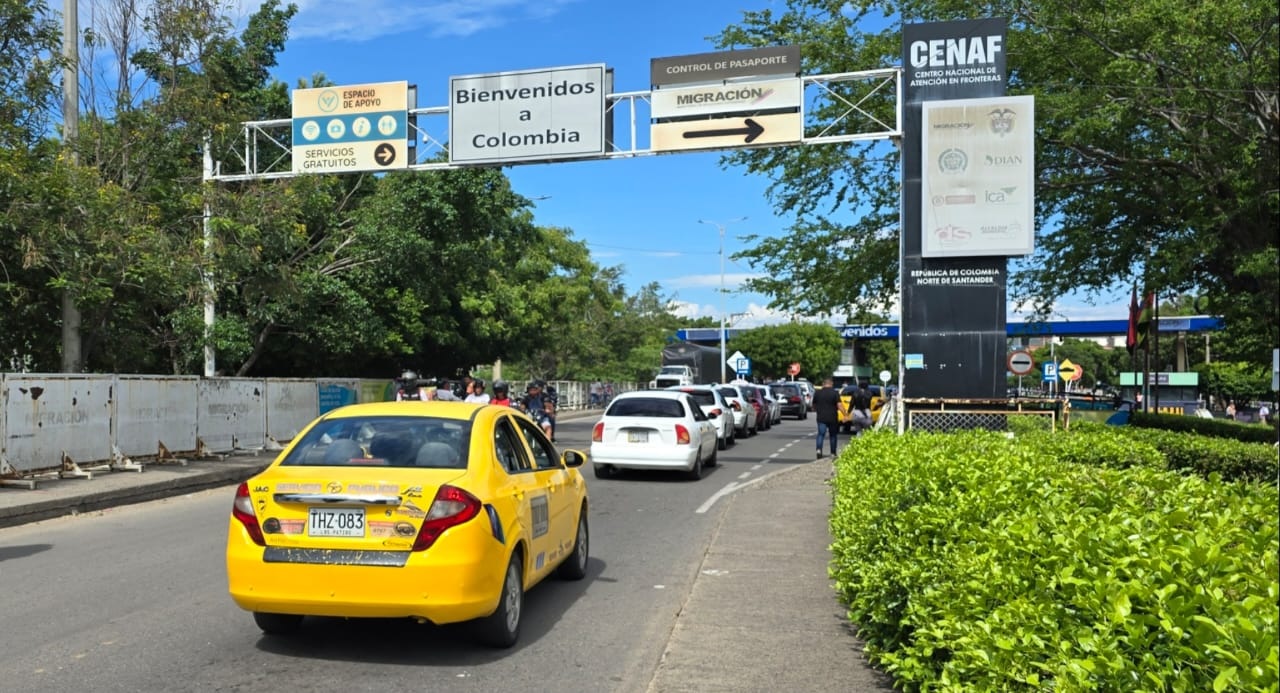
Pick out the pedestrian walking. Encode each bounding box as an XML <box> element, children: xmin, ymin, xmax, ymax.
<box><xmin>812</xmin><ymin>378</ymin><xmax>848</xmax><ymax>459</ymax></box>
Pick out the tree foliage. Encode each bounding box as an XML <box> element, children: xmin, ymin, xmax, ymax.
<box><xmin>716</xmin><ymin>1</ymin><xmax>1278</xmax><ymax>366</ymax></box>
<box><xmin>0</xmin><ymin>1</ymin><xmax>779</xmax><ymax>380</ymax></box>
<box><xmin>725</xmin><ymin>322</ymin><xmax>844</xmax><ymax>382</ymax></box>
<box><xmin>1192</xmin><ymin>361</ymin><xmax>1272</xmax><ymax>404</ymax></box>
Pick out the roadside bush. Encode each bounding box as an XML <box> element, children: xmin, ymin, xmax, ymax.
<box><xmin>830</xmin><ymin>429</ymin><xmax>1279</xmax><ymax>692</ymax></box>
<box><xmin>1115</xmin><ymin>426</ymin><xmax>1278</xmax><ymax>482</ymax></box>
<box><xmin>1056</xmin><ymin>421</ymin><xmax>1277</xmax><ymax>482</ymax></box>
<box><xmin>1131</xmin><ymin>410</ymin><xmax>1277</xmax><ymax>444</ymax></box>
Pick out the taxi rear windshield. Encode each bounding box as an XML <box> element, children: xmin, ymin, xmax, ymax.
<box><xmin>281</xmin><ymin>415</ymin><xmax>470</xmax><ymax>469</ymax></box>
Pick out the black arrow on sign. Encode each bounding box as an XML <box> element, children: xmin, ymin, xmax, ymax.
<box><xmin>374</xmin><ymin>142</ymin><xmax>396</xmax><ymax>166</ymax></box>
<box><xmin>683</xmin><ymin>118</ymin><xmax>765</xmax><ymax>144</ymax></box>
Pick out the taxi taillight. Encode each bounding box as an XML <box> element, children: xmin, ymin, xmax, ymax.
<box><xmin>730</xmin><ymin>401</ymin><xmax>742</xmax><ymax>411</ymax></box>
<box><xmin>675</xmin><ymin>424</ymin><xmax>691</xmax><ymax>445</ymax></box>
<box><xmin>232</xmin><ymin>482</ymin><xmax>265</xmax><ymax>546</ymax></box>
<box><xmin>710</xmin><ymin>408</ymin><xmax>723</xmax><ymax>417</ymax></box>
<box><xmin>592</xmin><ymin>421</ymin><xmax>604</xmax><ymax>442</ymax></box>
<box><xmin>413</xmin><ymin>485</ymin><xmax>481</xmax><ymax>551</ymax></box>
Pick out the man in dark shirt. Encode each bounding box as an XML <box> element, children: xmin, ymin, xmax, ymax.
<box><xmin>812</xmin><ymin>377</ymin><xmax>848</xmax><ymax>458</ymax></box>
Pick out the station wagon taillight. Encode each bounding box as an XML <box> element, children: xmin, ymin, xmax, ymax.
<box><xmin>675</xmin><ymin>424</ymin><xmax>691</xmax><ymax>445</ymax></box>
<box><xmin>232</xmin><ymin>482</ymin><xmax>265</xmax><ymax>546</ymax></box>
<box><xmin>414</xmin><ymin>485</ymin><xmax>481</xmax><ymax>551</ymax></box>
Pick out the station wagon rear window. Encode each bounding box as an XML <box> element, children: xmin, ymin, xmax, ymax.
<box><xmin>677</xmin><ymin>389</ymin><xmax>718</xmax><ymax>407</ymax></box>
<box><xmin>607</xmin><ymin>398</ymin><xmax>686</xmax><ymax>418</ymax></box>
<box><xmin>281</xmin><ymin>416</ymin><xmax>470</xmax><ymax>469</ymax></box>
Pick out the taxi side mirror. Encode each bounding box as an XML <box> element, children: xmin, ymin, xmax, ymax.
<box><xmin>562</xmin><ymin>449</ymin><xmax>587</xmax><ymax>468</ymax></box>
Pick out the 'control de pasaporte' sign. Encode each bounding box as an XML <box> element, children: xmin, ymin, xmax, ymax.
<box><xmin>650</xmin><ymin>46</ymin><xmax>800</xmax><ymax>87</ymax></box>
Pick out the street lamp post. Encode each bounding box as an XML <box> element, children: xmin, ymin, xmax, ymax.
<box><xmin>698</xmin><ymin>217</ymin><xmax>747</xmax><ymax>383</ymax></box>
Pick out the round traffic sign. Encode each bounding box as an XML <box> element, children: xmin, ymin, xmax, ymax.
<box><xmin>879</xmin><ymin>370</ymin><xmax>891</xmax><ymax>384</ymax></box>
<box><xmin>1007</xmin><ymin>350</ymin><xmax>1035</xmax><ymax>376</ymax></box>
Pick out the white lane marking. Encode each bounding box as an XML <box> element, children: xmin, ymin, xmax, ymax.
<box><xmin>696</xmin><ymin>482</ymin><xmax>738</xmax><ymax>514</ymax></box>
<box><xmin>696</xmin><ymin>432</ymin><xmax>814</xmax><ymax>514</ymax></box>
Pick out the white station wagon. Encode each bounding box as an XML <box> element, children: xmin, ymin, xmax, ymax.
<box><xmin>590</xmin><ymin>390</ymin><xmax>719</xmax><ymax>480</ymax></box>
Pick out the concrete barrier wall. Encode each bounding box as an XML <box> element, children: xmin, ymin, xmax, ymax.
<box><xmin>2</xmin><ymin>374</ymin><xmax>114</xmax><ymax>472</ymax></box>
<box><xmin>196</xmin><ymin>378</ymin><xmax>267</xmax><ymax>453</ymax></box>
<box><xmin>265</xmin><ymin>379</ymin><xmax>317</xmax><ymax>443</ymax></box>
<box><xmin>0</xmin><ymin>374</ymin><xmax>644</xmax><ymax>476</ymax></box>
<box><xmin>114</xmin><ymin>375</ymin><xmax>199</xmax><ymax>457</ymax></box>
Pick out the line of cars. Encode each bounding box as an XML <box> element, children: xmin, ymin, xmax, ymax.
<box><xmin>589</xmin><ymin>382</ymin><xmax>796</xmax><ymax>480</ymax></box>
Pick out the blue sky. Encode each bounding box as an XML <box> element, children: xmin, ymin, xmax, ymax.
<box><xmin>230</xmin><ymin>0</ymin><xmax>1127</xmax><ymax>327</ymax></box>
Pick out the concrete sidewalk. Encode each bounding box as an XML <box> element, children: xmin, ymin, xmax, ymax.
<box><xmin>645</xmin><ymin>459</ymin><xmax>894</xmax><ymax>693</ymax></box>
<box><xmin>0</xmin><ymin>454</ymin><xmax>272</xmax><ymax>529</ymax></box>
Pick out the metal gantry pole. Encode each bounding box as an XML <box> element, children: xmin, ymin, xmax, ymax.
<box><xmin>699</xmin><ymin>218</ymin><xmax>747</xmax><ymax>383</ymax></box>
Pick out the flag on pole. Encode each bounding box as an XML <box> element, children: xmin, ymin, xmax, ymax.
<box><xmin>1135</xmin><ymin>291</ymin><xmax>1155</xmax><ymax>352</ymax></box>
<box><xmin>1126</xmin><ymin>287</ymin><xmax>1139</xmax><ymax>355</ymax></box>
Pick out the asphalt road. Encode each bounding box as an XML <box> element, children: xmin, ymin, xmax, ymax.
<box><xmin>0</xmin><ymin>413</ymin><xmax>816</xmax><ymax>693</ymax></box>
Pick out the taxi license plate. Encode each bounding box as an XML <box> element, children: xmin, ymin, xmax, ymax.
<box><xmin>627</xmin><ymin>430</ymin><xmax>648</xmax><ymax>443</ymax></box>
<box><xmin>308</xmin><ymin>508</ymin><xmax>365</xmax><ymax>537</ymax></box>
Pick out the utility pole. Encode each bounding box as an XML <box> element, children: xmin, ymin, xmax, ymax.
<box><xmin>61</xmin><ymin>0</ymin><xmax>83</xmax><ymax>372</ymax></box>
<box><xmin>699</xmin><ymin>217</ymin><xmax>747</xmax><ymax>383</ymax></box>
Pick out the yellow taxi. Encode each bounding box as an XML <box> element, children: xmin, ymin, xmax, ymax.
<box><xmin>225</xmin><ymin>400</ymin><xmax>590</xmax><ymax>648</ymax></box>
<box><xmin>839</xmin><ymin>384</ymin><xmax>887</xmax><ymax>433</ymax></box>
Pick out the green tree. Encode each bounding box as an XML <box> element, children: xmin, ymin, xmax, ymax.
<box><xmin>1029</xmin><ymin>338</ymin><xmax>1127</xmax><ymax>392</ymax></box>
<box><xmin>717</xmin><ymin>1</ymin><xmax>1278</xmax><ymax>367</ymax></box>
<box><xmin>1193</xmin><ymin>361</ymin><xmax>1271</xmax><ymax>405</ymax></box>
<box><xmin>726</xmin><ymin>322</ymin><xmax>843</xmax><ymax>382</ymax></box>
<box><xmin>0</xmin><ymin>0</ymin><xmax>67</xmax><ymax>370</ymax></box>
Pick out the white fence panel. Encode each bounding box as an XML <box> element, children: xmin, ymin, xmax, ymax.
<box><xmin>266</xmin><ymin>379</ymin><xmax>317</xmax><ymax>443</ymax></box>
<box><xmin>2</xmin><ymin>374</ymin><xmax>113</xmax><ymax>472</ymax></box>
<box><xmin>197</xmin><ymin>378</ymin><xmax>267</xmax><ymax>452</ymax></box>
<box><xmin>113</xmin><ymin>375</ymin><xmax>199</xmax><ymax>457</ymax></box>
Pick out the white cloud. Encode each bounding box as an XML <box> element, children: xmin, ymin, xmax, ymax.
<box><xmin>664</xmin><ymin>272</ymin><xmax>759</xmax><ymax>291</ymax></box>
<box><xmin>280</xmin><ymin>0</ymin><xmax>580</xmax><ymax>42</ymax></box>
<box><xmin>667</xmin><ymin>300</ymin><xmax>711</xmax><ymax>320</ymax></box>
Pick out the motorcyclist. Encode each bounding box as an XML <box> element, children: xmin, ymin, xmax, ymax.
<box><xmin>395</xmin><ymin>370</ymin><xmax>426</xmax><ymax>401</ymax></box>
<box><xmin>464</xmin><ymin>379</ymin><xmax>491</xmax><ymax>404</ymax></box>
<box><xmin>491</xmin><ymin>381</ymin><xmax>513</xmax><ymax>407</ymax></box>
<box><xmin>432</xmin><ymin>377</ymin><xmax>461</xmax><ymax>401</ymax></box>
<box><xmin>522</xmin><ymin>381</ymin><xmax>556</xmax><ymax>441</ymax></box>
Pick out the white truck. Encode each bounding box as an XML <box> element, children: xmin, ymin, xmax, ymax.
<box><xmin>651</xmin><ymin>365</ymin><xmax>696</xmax><ymax>389</ymax></box>
<box><xmin>650</xmin><ymin>341</ymin><xmax>725</xmax><ymax>388</ymax></box>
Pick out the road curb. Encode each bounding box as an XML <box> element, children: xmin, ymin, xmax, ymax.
<box><xmin>0</xmin><ymin>461</ymin><xmax>271</xmax><ymax>530</ymax></box>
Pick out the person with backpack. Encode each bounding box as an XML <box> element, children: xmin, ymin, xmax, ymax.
<box><xmin>850</xmin><ymin>382</ymin><xmax>874</xmax><ymax>435</ymax></box>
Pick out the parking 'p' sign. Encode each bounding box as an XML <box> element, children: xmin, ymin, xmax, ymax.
<box><xmin>1007</xmin><ymin>350</ymin><xmax>1034</xmax><ymax>376</ymax></box>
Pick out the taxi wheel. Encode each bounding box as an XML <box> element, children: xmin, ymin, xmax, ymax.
<box><xmin>717</xmin><ymin>433</ymin><xmax>728</xmax><ymax>451</ymax></box>
<box><xmin>478</xmin><ymin>552</ymin><xmax>523</xmax><ymax>648</ymax></box>
<box><xmin>253</xmin><ymin>612</ymin><xmax>302</xmax><ymax>635</ymax></box>
<box><xmin>556</xmin><ymin>510</ymin><xmax>589</xmax><ymax>581</ymax></box>
<box><xmin>706</xmin><ymin>445</ymin><xmax>718</xmax><ymax>468</ymax></box>
<box><xmin>593</xmin><ymin>464</ymin><xmax>614</xmax><ymax>479</ymax></box>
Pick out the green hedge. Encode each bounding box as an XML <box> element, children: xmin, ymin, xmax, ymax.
<box><xmin>1130</xmin><ymin>411</ymin><xmax>1278</xmax><ymax>444</ymax></box>
<box><xmin>831</xmin><ymin>429</ymin><xmax>1279</xmax><ymax>692</ymax></box>
<box><xmin>1066</xmin><ymin>421</ymin><xmax>1279</xmax><ymax>482</ymax></box>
